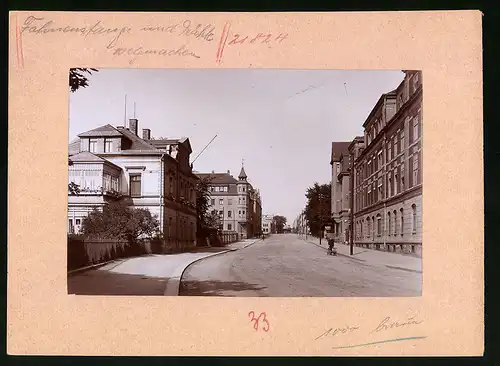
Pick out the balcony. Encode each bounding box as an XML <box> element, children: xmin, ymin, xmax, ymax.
<box><xmin>72</xmin><ymin>186</ymin><xmax>122</xmax><ymax>199</ymax></box>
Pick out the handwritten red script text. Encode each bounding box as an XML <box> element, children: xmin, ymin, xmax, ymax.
<box><xmin>248</xmin><ymin>311</ymin><xmax>270</xmax><ymax>332</ymax></box>
<box><xmin>216</xmin><ymin>22</ymin><xmax>289</xmax><ymax>64</ymax></box>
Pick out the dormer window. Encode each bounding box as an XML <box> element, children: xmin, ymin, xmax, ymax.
<box><xmin>89</xmin><ymin>139</ymin><xmax>97</xmax><ymax>153</ymax></box>
<box><xmin>104</xmin><ymin>139</ymin><xmax>112</xmax><ymax>153</ymax></box>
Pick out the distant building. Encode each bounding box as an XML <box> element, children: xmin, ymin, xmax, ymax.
<box><xmin>68</xmin><ymin>119</ymin><xmax>198</xmax><ymax>252</ymax></box>
<box><xmin>330</xmin><ymin>141</ymin><xmax>352</xmax><ymax>243</ymax></box>
<box><xmin>261</xmin><ymin>214</ymin><xmax>274</xmax><ymax>234</ymax></box>
<box><xmin>195</xmin><ymin>165</ymin><xmax>262</xmax><ymax>239</ymax></box>
<box><xmin>352</xmin><ymin>70</ymin><xmax>422</xmax><ymax>255</ymax></box>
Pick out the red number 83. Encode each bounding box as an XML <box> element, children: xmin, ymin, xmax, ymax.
<box><xmin>248</xmin><ymin>311</ymin><xmax>270</xmax><ymax>332</ymax></box>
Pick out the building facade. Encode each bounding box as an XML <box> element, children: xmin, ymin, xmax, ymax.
<box><xmin>330</xmin><ymin>141</ymin><xmax>353</xmax><ymax>243</ymax></box>
<box><xmin>68</xmin><ymin>119</ymin><xmax>198</xmax><ymax>252</ymax></box>
<box><xmin>352</xmin><ymin>70</ymin><xmax>422</xmax><ymax>255</ymax></box>
<box><xmin>262</xmin><ymin>214</ymin><xmax>274</xmax><ymax>234</ymax></box>
<box><xmin>195</xmin><ymin>166</ymin><xmax>262</xmax><ymax>239</ymax></box>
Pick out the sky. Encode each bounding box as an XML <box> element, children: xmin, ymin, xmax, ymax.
<box><xmin>69</xmin><ymin>68</ymin><xmax>404</xmax><ymax>225</ymax></box>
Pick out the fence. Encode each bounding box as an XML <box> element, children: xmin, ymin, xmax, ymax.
<box><xmin>67</xmin><ymin>236</ymin><xmax>153</xmax><ymax>271</ymax></box>
<box><xmin>220</xmin><ymin>231</ymin><xmax>239</xmax><ymax>244</ymax></box>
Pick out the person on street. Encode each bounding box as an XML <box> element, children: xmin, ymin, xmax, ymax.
<box><xmin>327</xmin><ymin>238</ymin><xmax>335</xmax><ymax>255</ymax></box>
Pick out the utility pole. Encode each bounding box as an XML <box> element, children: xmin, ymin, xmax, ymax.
<box><xmin>349</xmin><ymin>151</ymin><xmax>355</xmax><ymax>256</ymax></box>
<box><xmin>319</xmin><ymin>193</ymin><xmax>324</xmax><ymax>245</ymax></box>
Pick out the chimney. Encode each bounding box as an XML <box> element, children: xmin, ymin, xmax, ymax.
<box><xmin>129</xmin><ymin>118</ymin><xmax>138</xmax><ymax>136</ymax></box>
<box><xmin>227</xmin><ymin>170</ymin><xmax>230</xmax><ymax>174</ymax></box>
<box><xmin>142</xmin><ymin>128</ymin><xmax>151</xmax><ymax>140</ymax></box>
<box><xmin>211</xmin><ymin>170</ymin><xmax>215</xmax><ymax>174</ymax></box>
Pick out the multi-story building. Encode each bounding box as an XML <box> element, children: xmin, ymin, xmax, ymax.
<box><xmin>261</xmin><ymin>214</ymin><xmax>274</xmax><ymax>235</ymax></box>
<box><xmin>195</xmin><ymin>165</ymin><xmax>262</xmax><ymax>239</ymax></box>
<box><xmin>352</xmin><ymin>70</ymin><xmax>422</xmax><ymax>255</ymax></box>
<box><xmin>330</xmin><ymin>141</ymin><xmax>353</xmax><ymax>243</ymax></box>
<box><xmin>67</xmin><ymin>118</ymin><xmax>198</xmax><ymax>252</ymax></box>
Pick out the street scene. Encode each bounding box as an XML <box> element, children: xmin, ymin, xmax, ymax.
<box><xmin>67</xmin><ymin>68</ymin><xmax>422</xmax><ymax>297</ymax></box>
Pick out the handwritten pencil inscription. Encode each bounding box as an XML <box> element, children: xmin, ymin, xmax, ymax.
<box><xmin>15</xmin><ymin>14</ymin><xmax>290</xmax><ymax>66</ymax></box>
<box><xmin>315</xmin><ymin>316</ymin><xmax>425</xmax><ymax>349</ymax></box>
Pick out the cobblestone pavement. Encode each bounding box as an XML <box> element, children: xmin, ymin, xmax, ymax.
<box><xmin>180</xmin><ymin>234</ymin><xmax>422</xmax><ymax>297</ymax></box>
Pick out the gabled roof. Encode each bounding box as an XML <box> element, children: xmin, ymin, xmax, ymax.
<box><xmin>69</xmin><ymin>151</ymin><xmax>122</xmax><ymax>170</ymax></box>
<box><xmin>69</xmin><ymin>151</ymin><xmax>106</xmax><ymax>163</ymax></box>
<box><xmin>195</xmin><ymin>172</ymin><xmax>239</xmax><ymax>184</ymax></box>
<box><xmin>116</xmin><ymin>126</ymin><xmax>157</xmax><ymax>150</ymax></box>
<box><xmin>68</xmin><ymin>138</ymin><xmax>81</xmax><ymax>156</ymax></box>
<box><xmin>330</xmin><ymin>142</ymin><xmax>351</xmax><ymax>164</ymax></box>
<box><xmin>78</xmin><ymin>124</ymin><xmax>123</xmax><ymax>138</ymax></box>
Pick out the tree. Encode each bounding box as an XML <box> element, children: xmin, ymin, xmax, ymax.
<box><xmin>195</xmin><ymin>176</ymin><xmax>220</xmax><ymax>241</ymax></box>
<box><xmin>304</xmin><ymin>182</ymin><xmax>332</xmax><ymax>237</ymax></box>
<box><xmin>68</xmin><ymin>68</ymin><xmax>99</xmax><ymax>189</ymax></box>
<box><xmin>273</xmin><ymin>215</ymin><xmax>287</xmax><ymax>234</ymax></box>
<box><xmin>81</xmin><ymin>201</ymin><xmax>159</xmax><ymax>242</ymax></box>
<box><xmin>69</xmin><ymin>68</ymin><xmax>99</xmax><ymax>93</ymax></box>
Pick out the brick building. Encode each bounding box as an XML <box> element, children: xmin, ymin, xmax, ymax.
<box><xmin>352</xmin><ymin>70</ymin><xmax>422</xmax><ymax>255</ymax></box>
<box><xmin>330</xmin><ymin>70</ymin><xmax>422</xmax><ymax>256</ymax></box>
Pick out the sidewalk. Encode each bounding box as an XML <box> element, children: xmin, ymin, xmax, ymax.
<box><xmin>300</xmin><ymin>235</ymin><xmax>422</xmax><ymax>273</ymax></box>
<box><xmin>68</xmin><ymin>238</ymin><xmax>260</xmax><ymax>296</ymax></box>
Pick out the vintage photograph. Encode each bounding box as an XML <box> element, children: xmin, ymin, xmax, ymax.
<box><xmin>67</xmin><ymin>68</ymin><xmax>422</xmax><ymax>297</ymax></box>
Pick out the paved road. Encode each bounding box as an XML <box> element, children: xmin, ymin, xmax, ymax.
<box><xmin>180</xmin><ymin>234</ymin><xmax>421</xmax><ymax>297</ymax></box>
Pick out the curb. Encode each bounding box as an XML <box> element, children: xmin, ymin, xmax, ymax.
<box><xmin>167</xmin><ymin>238</ymin><xmax>261</xmax><ymax>296</ymax></box>
<box><xmin>67</xmin><ymin>259</ymin><xmax>125</xmax><ymax>276</ymax></box>
<box><xmin>302</xmin><ymin>238</ymin><xmax>366</xmax><ymax>262</ymax></box>
<box><xmin>386</xmin><ymin>265</ymin><xmax>422</xmax><ymax>274</ymax></box>
<box><xmin>164</xmin><ymin>249</ymin><xmax>233</xmax><ymax>296</ymax></box>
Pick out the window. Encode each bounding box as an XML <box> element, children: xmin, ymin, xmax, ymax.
<box><xmin>242</xmin><ymin>210</ymin><xmax>246</xmax><ymax>215</ymax></box>
<box><xmin>227</xmin><ymin>210</ymin><xmax>232</xmax><ymax>218</ymax></box>
<box><xmin>393</xmin><ymin>210</ymin><xmax>397</xmax><ymax>235</ymax></box>
<box><xmin>89</xmin><ymin>139</ymin><xmax>97</xmax><ymax>153</ymax></box>
<box><xmin>219</xmin><ymin>198</ymin><xmax>224</xmax><ymax>205</ymax></box>
<box><xmin>388</xmin><ymin>212</ymin><xmax>392</xmax><ymax>236</ymax></box>
<box><xmin>394</xmin><ymin>139</ymin><xmax>398</xmax><ymax>157</ymax></box>
<box><xmin>388</xmin><ymin>143</ymin><xmax>392</xmax><ymax>162</ymax></box>
<box><xmin>104</xmin><ymin>139</ymin><xmax>112</xmax><ymax>152</ymax></box>
<box><xmin>238</xmin><ymin>210</ymin><xmax>241</xmax><ymax>215</ymax></box>
<box><xmin>376</xmin><ymin>215</ymin><xmax>382</xmax><ymax>236</ymax></box>
<box><xmin>219</xmin><ymin>210</ymin><xmax>223</xmax><ymax>217</ymax></box>
<box><xmin>228</xmin><ymin>223</ymin><xmax>232</xmax><ymax>231</ymax></box>
<box><xmin>224</xmin><ymin>186</ymin><xmax>228</xmax><ymax>192</ymax></box>
<box><xmin>400</xmin><ymin>208</ymin><xmax>404</xmax><ymax>235</ymax></box>
<box><xmin>412</xmin><ymin>204</ymin><xmax>417</xmax><ymax>234</ymax></box>
<box><xmin>242</xmin><ymin>197</ymin><xmax>246</xmax><ymax>202</ymax></box>
<box><xmin>210</xmin><ymin>199</ymin><xmax>215</xmax><ymax>206</ymax></box>
<box><xmin>228</xmin><ymin>199</ymin><xmax>233</xmax><ymax>205</ymax></box>
<box><xmin>388</xmin><ymin>175</ymin><xmax>392</xmax><ymax>197</ymax></box>
<box><xmin>76</xmin><ymin>219</ymin><xmax>81</xmax><ymax>226</ymax></box>
<box><xmin>378</xmin><ymin>151</ymin><xmax>383</xmax><ymax>168</ymax></box>
<box><xmin>130</xmin><ymin>174</ymin><xmax>141</xmax><ymax>197</ymax></box>
<box><xmin>400</xmin><ymin>131</ymin><xmax>405</xmax><ymax>153</ymax></box>
<box><xmin>413</xmin><ymin>154</ymin><xmax>419</xmax><ymax>186</ymax></box>
<box><xmin>413</xmin><ymin>116</ymin><xmax>419</xmax><ymax>143</ymax></box>
<box><xmin>214</xmin><ymin>186</ymin><xmax>219</xmax><ymax>192</ymax></box>
<box><xmin>68</xmin><ymin>219</ymin><xmax>74</xmax><ymax>233</ymax></box>
<box><xmin>372</xmin><ymin>216</ymin><xmax>375</xmax><ymax>238</ymax></box>
<box><xmin>394</xmin><ymin>173</ymin><xmax>398</xmax><ymax>195</ymax></box>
